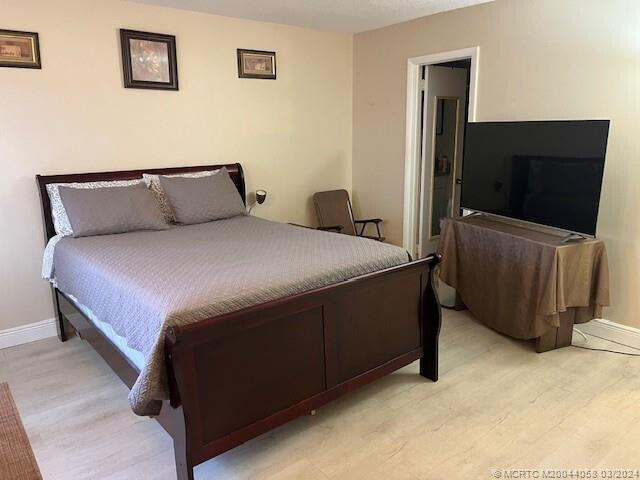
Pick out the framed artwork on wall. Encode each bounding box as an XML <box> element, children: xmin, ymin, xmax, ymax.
<box><xmin>120</xmin><ymin>29</ymin><xmax>178</xmax><ymax>90</ymax></box>
<box><xmin>0</xmin><ymin>29</ymin><xmax>41</xmax><ymax>69</ymax></box>
<box><xmin>237</xmin><ymin>49</ymin><xmax>276</xmax><ymax>79</ymax></box>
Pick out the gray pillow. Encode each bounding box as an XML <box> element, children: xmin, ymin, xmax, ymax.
<box><xmin>158</xmin><ymin>167</ymin><xmax>246</xmax><ymax>224</ymax></box>
<box><xmin>46</xmin><ymin>179</ymin><xmax>144</xmax><ymax>236</ymax></box>
<box><xmin>58</xmin><ymin>183</ymin><xmax>169</xmax><ymax>237</ymax></box>
<box><xmin>143</xmin><ymin>170</ymin><xmax>218</xmax><ymax>222</ymax></box>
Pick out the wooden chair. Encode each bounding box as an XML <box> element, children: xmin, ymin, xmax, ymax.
<box><xmin>313</xmin><ymin>189</ymin><xmax>384</xmax><ymax>241</ymax></box>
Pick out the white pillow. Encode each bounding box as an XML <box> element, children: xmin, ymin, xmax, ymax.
<box><xmin>143</xmin><ymin>170</ymin><xmax>218</xmax><ymax>222</ymax></box>
<box><xmin>46</xmin><ymin>179</ymin><xmax>144</xmax><ymax>236</ymax></box>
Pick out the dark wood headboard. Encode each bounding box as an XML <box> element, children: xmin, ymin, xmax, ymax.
<box><xmin>35</xmin><ymin>163</ymin><xmax>245</xmax><ymax>243</ymax></box>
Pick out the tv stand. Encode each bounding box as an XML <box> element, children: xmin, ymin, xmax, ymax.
<box><xmin>465</xmin><ymin>211</ymin><xmax>486</xmax><ymax>218</ymax></box>
<box><xmin>560</xmin><ymin>232</ymin><xmax>589</xmax><ymax>243</ymax></box>
<box><xmin>439</xmin><ymin>216</ymin><xmax>610</xmax><ymax>353</ymax></box>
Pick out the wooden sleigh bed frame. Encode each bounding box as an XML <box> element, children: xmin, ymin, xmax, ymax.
<box><xmin>36</xmin><ymin>163</ymin><xmax>442</xmax><ymax>480</ymax></box>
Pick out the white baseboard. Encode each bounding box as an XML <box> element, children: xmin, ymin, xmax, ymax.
<box><xmin>1</xmin><ymin>316</ymin><xmax>638</xmax><ymax>352</ymax></box>
<box><xmin>576</xmin><ymin>318</ymin><xmax>640</xmax><ymax>351</ymax></box>
<box><xmin>0</xmin><ymin>318</ymin><xmax>58</xmax><ymax>350</ymax></box>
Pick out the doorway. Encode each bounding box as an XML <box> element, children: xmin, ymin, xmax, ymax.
<box><xmin>402</xmin><ymin>47</ymin><xmax>479</xmax><ymax>259</ymax></box>
<box><xmin>421</xmin><ymin>63</ymin><xmax>469</xmax><ymax>254</ymax></box>
<box><xmin>430</xmin><ymin>96</ymin><xmax>460</xmax><ymax>238</ymax></box>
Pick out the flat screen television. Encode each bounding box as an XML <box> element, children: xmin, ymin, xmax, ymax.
<box><xmin>460</xmin><ymin>120</ymin><xmax>610</xmax><ymax>237</ymax></box>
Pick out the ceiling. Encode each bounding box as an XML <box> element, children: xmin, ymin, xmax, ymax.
<box><xmin>129</xmin><ymin>0</ymin><xmax>494</xmax><ymax>33</ymax></box>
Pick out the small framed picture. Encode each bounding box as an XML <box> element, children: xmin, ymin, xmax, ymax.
<box><xmin>237</xmin><ymin>49</ymin><xmax>276</xmax><ymax>80</ymax></box>
<box><xmin>0</xmin><ymin>29</ymin><xmax>41</xmax><ymax>69</ymax></box>
<box><xmin>120</xmin><ymin>29</ymin><xmax>178</xmax><ymax>90</ymax></box>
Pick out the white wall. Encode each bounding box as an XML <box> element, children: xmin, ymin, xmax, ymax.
<box><xmin>353</xmin><ymin>0</ymin><xmax>640</xmax><ymax>327</ymax></box>
<box><xmin>0</xmin><ymin>0</ymin><xmax>353</xmax><ymax>330</ymax></box>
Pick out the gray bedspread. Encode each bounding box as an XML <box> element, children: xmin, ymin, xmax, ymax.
<box><xmin>52</xmin><ymin>216</ymin><xmax>409</xmax><ymax>416</ymax></box>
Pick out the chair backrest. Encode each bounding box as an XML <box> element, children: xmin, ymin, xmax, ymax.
<box><xmin>313</xmin><ymin>189</ymin><xmax>357</xmax><ymax>236</ymax></box>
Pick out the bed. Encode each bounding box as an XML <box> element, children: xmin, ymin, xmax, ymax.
<box><xmin>36</xmin><ymin>163</ymin><xmax>442</xmax><ymax>480</ymax></box>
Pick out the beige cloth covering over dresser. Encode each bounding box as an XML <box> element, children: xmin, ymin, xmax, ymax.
<box><xmin>438</xmin><ymin>216</ymin><xmax>610</xmax><ymax>340</ymax></box>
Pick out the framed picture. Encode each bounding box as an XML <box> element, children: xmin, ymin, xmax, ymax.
<box><xmin>0</xmin><ymin>29</ymin><xmax>40</xmax><ymax>69</ymax></box>
<box><xmin>120</xmin><ymin>29</ymin><xmax>178</xmax><ymax>90</ymax></box>
<box><xmin>237</xmin><ymin>49</ymin><xmax>276</xmax><ymax>79</ymax></box>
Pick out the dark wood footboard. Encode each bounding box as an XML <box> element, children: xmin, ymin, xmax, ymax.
<box><xmin>164</xmin><ymin>254</ymin><xmax>441</xmax><ymax>480</ymax></box>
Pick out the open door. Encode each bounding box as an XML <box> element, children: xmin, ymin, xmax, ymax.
<box><xmin>418</xmin><ymin>65</ymin><xmax>468</xmax><ymax>258</ymax></box>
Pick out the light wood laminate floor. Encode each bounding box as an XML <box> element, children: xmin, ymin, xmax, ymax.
<box><xmin>1</xmin><ymin>310</ymin><xmax>639</xmax><ymax>480</ymax></box>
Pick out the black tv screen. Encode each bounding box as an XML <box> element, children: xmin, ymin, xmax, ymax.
<box><xmin>460</xmin><ymin>120</ymin><xmax>609</xmax><ymax>236</ymax></box>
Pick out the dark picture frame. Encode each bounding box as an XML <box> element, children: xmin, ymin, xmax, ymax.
<box><xmin>237</xmin><ymin>49</ymin><xmax>276</xmax><ymax>79</ymax></box>
<box><xmin>0</xmin><ymin>29</ymin><xmax>41</xmax><ymax>69</ymax></box>
<box><xmin>120</xmin><ymin>29</ymin><xmax>178</xmax><ymax>90</ymax></box>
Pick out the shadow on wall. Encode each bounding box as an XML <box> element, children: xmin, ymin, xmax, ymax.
<box><xmin>350</xmin><ymin>189</ymin><xmax>363</xmax><ymax>229</ymax></box>
<box><xmin>306</xmin><ymin>153</ymin><xmax>350</xmax><ymax>227</ymax></box>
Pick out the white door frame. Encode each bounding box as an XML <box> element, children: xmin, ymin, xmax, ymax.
<box><xmin>402</xmin><ymin>46</ymin><xmax>479</xmax><ymax>257</ymax></box>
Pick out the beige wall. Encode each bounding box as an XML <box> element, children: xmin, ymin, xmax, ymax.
<box><xmin>3</xmin><ymin>0</ymin><xmax>639</xmax><ymax>331</ymax></box>
<box><xmin>1</xmin><ymin>0</ymin><xmax>353</xmax><ymax>330</ymax></box>
<box><xmin>353</xmin><ymin>0</ymin><xmax>640</xmax><ymax>327</ymax></box>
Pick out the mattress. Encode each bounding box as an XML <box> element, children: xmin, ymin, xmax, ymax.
<box><xmin>65</xmin><ymin>293</ymin><xmax>145</xmax><ymax>372</ymax></box>
<box><xmin>47</xmin><ymin>215</ymin><xmax>410</xmax><ymax>415</ymax></box>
